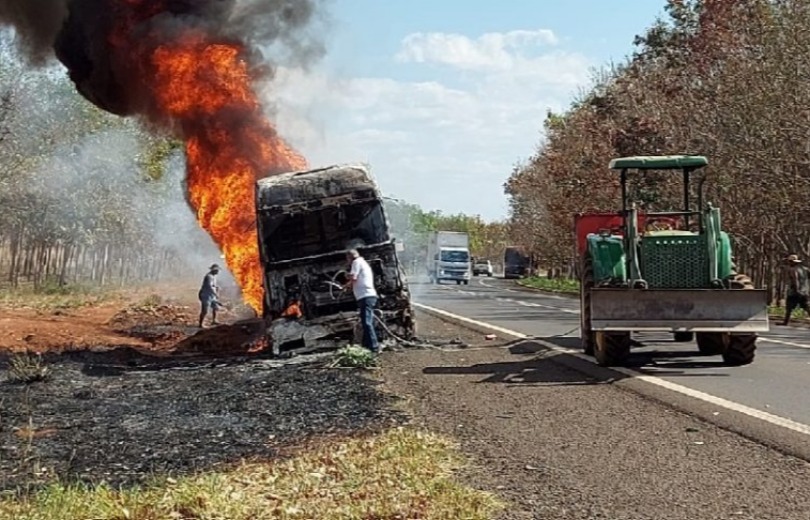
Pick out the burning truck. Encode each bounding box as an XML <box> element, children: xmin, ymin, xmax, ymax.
<box><xmin>255</xmin><ymin>163</ymin><xmax>416</xmax><ymax>356</ymax></box>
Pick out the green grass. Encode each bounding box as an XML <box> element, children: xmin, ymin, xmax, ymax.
<box><xmin>519</xmin><ymin>276</ymin><xmax>580</xmax><ymax>294</ymax></box>
<box><xmin>0</xmin><ymin>283</ymin><xmax>119</xmax><ymax>310</ymax></box>
<box><xmin>768</xmin><ymin>305</ymin><xmax>810</xmax><ymax>320</ymax></box>
<box><xmin>0</xmin><ymin>428</ymin><xmax>502</xmax><ymax>520</ymax></box>
<box><xmin>330</xmin><ymin>345</ymin><xmax>378</xmax><ymax>368</ymax></box>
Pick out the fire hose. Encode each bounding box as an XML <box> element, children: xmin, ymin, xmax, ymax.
<box><xmin>328</xmin><ymin>269</ymin><xmax>577</xmax><ymax>350</ymax></box>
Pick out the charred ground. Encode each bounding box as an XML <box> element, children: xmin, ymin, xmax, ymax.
<box><xmin>0</xmin><ymin>288</ymin><xmax>488</xmax><ymax>495</ymax></box>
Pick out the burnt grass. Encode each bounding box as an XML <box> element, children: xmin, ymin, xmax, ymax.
<box><xmin>0</xmin><ymin>348</ymin><xmax>406</xmax><ymax>494</ymax></box>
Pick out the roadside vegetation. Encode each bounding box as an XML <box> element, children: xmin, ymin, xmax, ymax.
<box><xmin>0</xmin><ymin>281</ymin><xmax>121</xmax><ymax>310</ymax></box>
<box><xmin>0</xmin><ymin>428</ymin><xmax>501</xmax><ymax>520</ymax></box>
<box><xmin>505</xmin><ymin>0</ymin><xmax>810</xmax><ymax>304</ymax></box>
<box><xmin>519</xmin><ymin>276</ymin><xmax>579</xmax><ymax>295</ymax></box>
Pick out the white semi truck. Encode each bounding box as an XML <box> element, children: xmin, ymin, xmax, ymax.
<box><xmin>426</xmin><ymin>231</ymin><xmax>471</xmax><ymax>285</ymax></box>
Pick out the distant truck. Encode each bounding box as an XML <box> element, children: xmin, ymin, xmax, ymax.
<box><xmin>255</xmin><ymin>163</ymin><xmax>415</xmax><ymax>356</ymax></box>
<box><xmin>426</xmin><ymin>231</ymin><xmax>471</xmax><ymax>285</ymax></box>
<box><xmin>504</xmin><ymin>246</ymin><xmax>530</xmax><ymax>279</ymax></box>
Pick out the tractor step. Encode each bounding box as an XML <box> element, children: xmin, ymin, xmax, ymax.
<box><xmin>589</xmin><ymin>288</ymin><xmax>769</xmax><ymax>333</ymax></box>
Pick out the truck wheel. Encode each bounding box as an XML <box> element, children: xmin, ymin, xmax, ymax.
<box><xmin>594</xmin><ymin>331</ymin><xmax>631</xmax><ymax>366</ymax></box>
<box><xmin>673</xmin><ymin>332</ymin><xmax>694</xmax><ymax>342</ymax></box>
<box><xmin>723</xmin><ymin>334</ymin><xmax>756</xmax><ymax>366</ymax></box>
<box><xmin>487</xmin><ymin>273</ymin><xmax>492</xmax><ymax>277</ymax></box>
<box><xmin>463</xmin><ymin>280</ymin><xmax>469</xmax><ymax>285</ymax></box>
<box><xmin>580</xmin><ymin>252</ymin><xmax>595</xmax><ymax>355</ymax></box>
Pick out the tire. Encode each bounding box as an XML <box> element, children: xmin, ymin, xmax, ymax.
<box><xmin>456</xmin><ymin>280</ymin><xmax>461</xmax><ymax>285</ymax></box>
<box><xmin>720</xmin><ymin>271</ymin><xmax>757</xmax><ymax>365</ymax></box>
<box><xmin>673</xmin><ymin>331</ymin><xmax>694</xmax><ymax>342</ymax></box>
<box><xmin>696</xmin><ymin>332</ymin><xmax>724</xmax><ymax>355</ymax></box>
<box><xmin>463</xmin><ymin>280</ymin><xmax>469</xmax><ymax>285</ymax></box>
<box><xmin>723</xmin><ymin>334</ymin><xmax>756</xmax><ymax>365</ymax></box>
<box><xmin>726</xmin><ymin>273</ymin><xmax>755</xmax><ymax>289</ymax></box>
<box><xmin>696</xmin><ymin>332</ymin><xmax>756</xmax><ymax>365</ymax></box>
<box><xmin>580</xmin><ymin>252</ymin><xmax>595</xmax><ymax>355</ymax></box>
<box><xmin>594</xmin><ymin>331</ymin><xmax>631</xmax><ymax>366</ymax></box>
<box><xmin>488</xmin><ymin>273</ymin><xmax>492</xmax><ymax>277</ymax></box>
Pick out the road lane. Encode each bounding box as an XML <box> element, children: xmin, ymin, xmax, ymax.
<box><xmin>413</xmin><ymin>276</ymin><xmax>810</xmax><ymax>429</ymax></box>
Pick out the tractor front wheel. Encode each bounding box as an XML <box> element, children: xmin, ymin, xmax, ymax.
<box><xmin>594</xmin><ymin>331</ymin><xmax>631</xmax><ymax>367</ymax></box>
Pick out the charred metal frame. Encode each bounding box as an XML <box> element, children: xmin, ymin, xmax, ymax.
<box><xmin>255</xmin><ymin>164</ymin><xmax>415</xmax><ymax>356</ymax></box>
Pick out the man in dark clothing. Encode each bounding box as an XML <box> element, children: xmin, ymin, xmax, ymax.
<box><xmin>198</xmin><ymin>263</ymin><xmax>221</xmax><ymax>328</ymax></box>
<box><xmin>783</xmin><ymin>255</ymin><xmax>810</xmax><ymax>326</ymax></box>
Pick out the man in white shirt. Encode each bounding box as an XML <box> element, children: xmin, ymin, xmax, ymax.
<box><xmin>343</xmin><ymin>249</ymin><xmax>379</xmax><ymax>353</ymax></box>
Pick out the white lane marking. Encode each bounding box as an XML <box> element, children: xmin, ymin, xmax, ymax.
<box><xmin>759</xmin><ymin>337</ymin><xmax>810</xmax><ymax>350</ymax></box>
<box><xmin>414</xmin><ymin>302</ymin><xmax>529</xmax><ymax>339</ymax></box>
<box><xmin>444</xmin><ymin>284</ymin><xmax>580</xmax><ymax>314</ymax></box>
<box><xmin>478</xmin><ymin>278</ymin><xmax>496</xmax><ymax>289</ymax></box>
<box><xmin>413</xmin><ymin>302</ymin><xmax>810</xmax><ymax>437</ymax></box>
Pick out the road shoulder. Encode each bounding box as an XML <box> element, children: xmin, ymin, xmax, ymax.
<box><xmin>380</xmin><ymin>310</ymin><xmax>810</xmax><ymax>519</ymax></box>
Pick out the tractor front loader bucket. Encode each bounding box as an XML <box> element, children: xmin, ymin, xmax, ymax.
<box><xmin>589</xmin><ymin>288</ymin><xmax>769</xmax><ymax>333</ymax></box>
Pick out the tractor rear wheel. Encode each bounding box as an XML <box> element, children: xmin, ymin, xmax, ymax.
<box><xmin>673</xmin><ymin>332</ymin><xmax>694</xmax><ymax>342</ymax></box>
<box><xmin>594</xmin><ymin>331</ymin><xmax>631</xmax><ymax>366</ymax></box>
<box><xmin>580</xmin><ymin>253</ymin><xmax>595</xmax><ymax>355</ymax></box>
<box><xmin>726</xmin><ymin>273</ymin><xmax>755</xmax><ymax>289</ymax></box>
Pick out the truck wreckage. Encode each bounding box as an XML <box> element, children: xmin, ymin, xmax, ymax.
<box><xmin>255</xmin><ymin>163</ymin><xmax>416</xmax><ymax>356</ymax></box>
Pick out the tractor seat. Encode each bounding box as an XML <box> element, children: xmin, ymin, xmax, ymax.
<box><xmin>642</xmin><ymin>230</ymin><xmax>696</xmax><ymax>237</ymax></box>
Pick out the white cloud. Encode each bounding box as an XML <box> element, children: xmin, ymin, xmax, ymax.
<box><xmin>268</xmin><ymin>29</ymin><xmax>592</xmax><ymax>221</ymax></box>
<box><xmin>395</xmin><ymin>29</ymin><xmax>559</xmax><ymax>71</ymax></box>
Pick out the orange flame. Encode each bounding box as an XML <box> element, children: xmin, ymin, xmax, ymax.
<box><xmin>117</xmin><ymin>23</ymin><xmax>306</xmax><ymax>312</ymax></box>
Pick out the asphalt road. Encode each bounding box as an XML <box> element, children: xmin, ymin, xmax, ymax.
<box><xmin>411</xmin><ymin>275</ymin><xmax>810</xmax><ymax>430</ymax></box>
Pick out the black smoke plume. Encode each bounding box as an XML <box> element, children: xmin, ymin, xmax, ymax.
<box><xmin>0</xmin><ymin>0</ymin><xmax>325</xmax><ymax>117</ymax></box>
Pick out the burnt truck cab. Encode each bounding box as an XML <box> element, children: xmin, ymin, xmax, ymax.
<box><xmin>255</xmin><ymin>163</ymin><xmax>415</xmax><ymax>356</ymax></box>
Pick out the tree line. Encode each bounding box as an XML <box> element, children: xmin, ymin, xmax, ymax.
<box><xmin>0</xmin><ymin>36</ymin><xmax>215</xmax><ymax>293</ymax></box>
<box><xmin>505</xmin><ymin>0</ymin><xmax>810</xmax><ymax>302</ymax></box>
<box><xmin>384</xmin><ymin>200</ymin><xmax>512</xmax><ymax>270</ymax></box>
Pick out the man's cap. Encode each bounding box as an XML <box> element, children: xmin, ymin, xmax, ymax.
<box><xmin>209</xmin><ymin>263</ymin><xmax>221</xmax><ymax>270</ymax></box>
<box><xmin>786</xmin><ymin>254</ymin><xmax>802</xmax><ymax>264</ymax></box>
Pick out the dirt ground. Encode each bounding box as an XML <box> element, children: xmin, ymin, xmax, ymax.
<box><xmin>0</xmin><ymin>286</ymin><xmax>259</xmax><ymax>356</ymax></box>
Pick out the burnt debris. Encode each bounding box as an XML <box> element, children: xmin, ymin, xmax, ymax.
<box><xmin>0</xmin><ymin>353</ymin><xmax>404</xmax><ymax>493</ymax></box>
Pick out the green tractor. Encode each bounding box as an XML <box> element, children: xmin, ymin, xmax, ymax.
<box><xmin>574</xmin><ymin>155</ymin><xmax>769</xmax><ymax>367</ymax></box>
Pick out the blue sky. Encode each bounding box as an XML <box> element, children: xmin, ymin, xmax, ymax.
<box><xmin>270</xmin><ymin>1</ymin><xmax>668</xmax><ymax>221</ymax></box>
